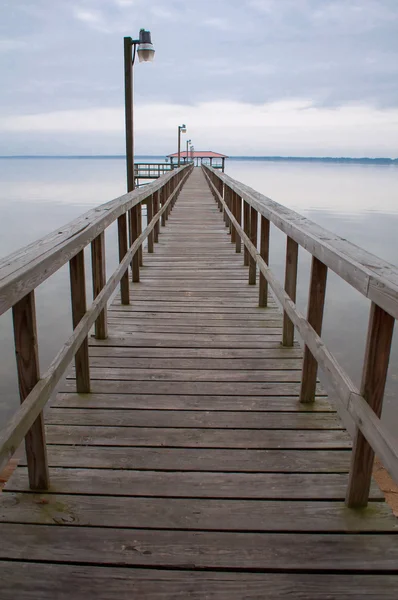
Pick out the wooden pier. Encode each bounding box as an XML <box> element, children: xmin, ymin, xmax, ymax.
<box><xmin>0</xmin><ymin>167</ymin><xmax>398</xmax><ymax>597</ymax></box>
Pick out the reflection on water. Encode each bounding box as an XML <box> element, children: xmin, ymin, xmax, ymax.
<box><xmin>1</xmin><ymin>158</ymin><xmax>398</xmax><ymax>434</ymax></box>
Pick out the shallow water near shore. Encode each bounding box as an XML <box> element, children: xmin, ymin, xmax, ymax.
<box><xmin>1</xmin><ymin>156</ymin><xmax>398</xmax><ymax>435</ymax></box>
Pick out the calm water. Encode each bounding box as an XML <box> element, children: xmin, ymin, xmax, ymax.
<box><xmin>1</xmin><ymin>157</ymin><xmax>398</xmax><ymax>435</ymax></box>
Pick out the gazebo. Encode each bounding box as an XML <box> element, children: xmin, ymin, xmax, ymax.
<box><xmin>167</xmin><ymin>151</ymin><xmax>228</xmax><ymax>172</ymax></box>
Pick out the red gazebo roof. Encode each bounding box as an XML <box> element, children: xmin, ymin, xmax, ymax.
<box><xmin>167</xmin><ymin>151</ymin><xmax>228</xmax><ymax>159</ymax></box>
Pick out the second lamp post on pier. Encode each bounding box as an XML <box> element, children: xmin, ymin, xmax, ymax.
<box><xmin>177</xmin><ymin>124</ymin><xmax>186</xmax><ymax>168</ymax></box>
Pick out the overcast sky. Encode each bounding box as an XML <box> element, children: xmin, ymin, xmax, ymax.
<box><xmin>1</xmin><ymin>0</ymin><xmax>398</xmax><ymax>156</ymax></box>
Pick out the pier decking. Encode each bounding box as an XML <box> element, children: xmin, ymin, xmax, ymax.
<box><xmin>1</xmin><ymin>168</ymin><xmax>398</xmax><ymax>597</ymax></box>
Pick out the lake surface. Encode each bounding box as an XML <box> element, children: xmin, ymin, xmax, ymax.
<box><xmin>1</xmin><ymin>157</ymin><xmax>398</xmax><ymax>435</ymax></box>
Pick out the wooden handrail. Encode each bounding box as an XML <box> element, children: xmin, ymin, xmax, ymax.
<box><xmin>203</xmin><ymin>164</ymin><xmax>398</xmax><ymax>508</ymax></box>
<box><xmin>0</xmin><ymin>166</ymin><xmax>188</xmax><ymax>316</ymax></box>
<box><xmin>0</xmin><ymin>164</ymin><xmax>193</xmax><ymax>488</ymax></box>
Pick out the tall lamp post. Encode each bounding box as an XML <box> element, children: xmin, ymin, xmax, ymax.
<box><xmin>177</xmin><ymin>124</ymin><xmax>186</xmax><ymax>168</ymax></box>
<box><xmin>124</xmin><ymin>29</ymin><xmax>155</xmax><ymax>192</ymax></box>
<box><xmin>186</xmin><ymin>139</ymin><xmax>191</xmax><ymax>164</ymax></box>
<box><xmin>124</xmin><ymin>29</ymin><xmax>155</xmax><ymax>280</ymax></box>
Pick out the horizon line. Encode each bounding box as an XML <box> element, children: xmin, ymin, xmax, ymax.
<box><xmin>0</xmin><ymin>154</ymin><xmax>397</xmax><ymax>162</ymax></box>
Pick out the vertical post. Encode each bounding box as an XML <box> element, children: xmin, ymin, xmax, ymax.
<box><xmin>346</xmin><ymin>303</ymin><xmax>394</xmax><ymax>507</ymax></box>
<box><xmin>137</xmin><ymin>203</ymin><xmax>143</xmax><ymax>266</ymax></box>
<box><xmin>248</xmin><ymin>207</ymin><xmax>258</xmax><ymax>285</ymax></box>
<box><xmin>91</xmin><ymin>232</ymin><xmax>108</xmax><ymax>339</ymax></box>
<box><xmin>117</xmin><ymin>213</ymin><xmax>130</xmax><ymax>304</ymax></box>
<box><xmin>147</xmin><ymin>196</ymin><xmax>154</xmax><ymax>252</ymax></box>
<box><xmin>223</xmin><ymin>185</ymin><xmax>230</xmax><ymax>228</ymax></box>
<box><xmin>259</xmin><ymin>216</ymin><xmax>270</xmax><ymax>307</ymax></box>
<box><xmin>161</xmin><ymin>185</ymin><xmax>166</xmax><ymax>227</ymax></box>
<box><xmin>69</xmin><ymin>250</ymin><xmax>90</xmax><ymax>393</ymax></box>
<box><xmin>231</xmin><ymin>192</ymin><xmax>237</xmax><ymax>244</ymax></box>
<box><xmin>282</xmin><ymin>237</ymin><xmax>299</xmax><ymax>346</ymax></box>
<box><xmin>130</xmin><ymin>206</ymin><xmax>140</xmax><ymax>282</ymax></box>
<box><xmin>177</xmin><ymin>127</ymin><xmax>181</xmax><ymax>168</ymax></box>
<box><xmin>235</xmin><ymin>194</ymin><xmax>242</xmax><ymax>253</ymax></box>
<box><xmin>124</xmin><ymin>37</ymin><xmax>134</xmax><ymax>193</ymax></box>
<box><xmin>12</xmin><ymin>291</ymin><xmax>49</xmax><ymax>490</ymax></box>
<box><xmin>243</xmin><ymin>201</ymin><xmax>250</xmax><ymax>266</ymax></box>
<box><xmin>299</xmin><ymin>257</ymin><xmax>327</xmax><ymax>403</ymax></box>
<box><xmin>153</xmin><ymin>189</ymin><xmax>160</xmax><ymax>243</ymax></box>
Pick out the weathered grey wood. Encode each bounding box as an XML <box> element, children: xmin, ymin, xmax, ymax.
<box><xmin>235</xmin><ymin>193</ymin><xmax>242</xmax><ymax>253</ymax></box>
<box><xmin>53</xmin><ymin>392</ymin><xmax>333</xmax><ymax>411</ymax></box>
<box><xmin>69</xmin><ymin>250</ymin><xmax>90</xmax><ymax>393</ymax></box>
<box><xmin>147</xmin><ymin>195</ymin><xmax>154</xmax><ymax>253</ymax></box>
<box><xmin>60</xmin><ymin>379</ymin><xmax>326</xmax><ymax>396</ymax></box>
<box><xmin>2</xmin><ymin>564</ymin><xmax>398</xmax><ymax>600</ymax></box>
<box><xmin>130</xmin><ymin>205</ymin><xmax>140</xmax><ymax>282</ymax></box>
<box><xmin>153</xmin><ymin>189</ymin><xmax>160</xmax><ymax>242</ymax></box>
<box><xmin>248</xmin><ymin>206</ymin><xmax>258</xmax><ymax>285</ymax></box>
<box><xmin>259</xmin><ymin>215</ymin><xmax>270</xmax><ymax>307</ymax></box>
<box><xmin>243</xmin><ymin>200</ymin><xmax>250</xmax><ymax>266</ymax></box>
<box><xmin>12</xmin><ymin>292</ymin><xmax>49</xmax><ymax>490</ymax></box>
<box><xmin>89</xmin><ymin>345</ymin><xmax>302</xmax><ymax>359</ymax></box>
<box><xmin>45</xmin><ymin>425</ymin><xmax>349</xmax><ymax>448</ymax></box>
<box><xmin>84</xmin><ymin>356</ymin><xmax>303</xmax><ymax>370</ymax></box>
<box><xmin>300</xmin><ymin>257</ymin><xmax>328</xmax><ymax>403</ymax></box>
<box><xmin>117</xmin><ymin>214</ymin><xmax>129</xmax><ymax>305</ymax></box>
<box><xmin>88</xmin><ymin>334</ymin><xmax>303</xmax><ymax>349</ymax></box>
<box><xmin>91</xmin><ymin>232</ymin><xmax>107</xmax><ymax>339</ymax></box>
<box><xmin>8</xmin><ymin>467</ymin><xmax>381</xmax><ymax>499</ymax></box>
<box><xmin>282</xmin><ymin>236</ymin><xmax>299</xmax><ymax>346</ymax></box>
<box><xmin>47</xmin><ymin>409</ymin><xmax>342</xmax><ymax>429</ymax></box>
<box><xmin>1</xmin><ymin>524</ymin><xmax>398</xmax><ymax>570</ymax></box>
<box><xmin>0</xmin><ymin>494</ymin><xmax>392</xmax><ymax>531</ymax></box>
<box><xmin>38</xmin><ymin>444</ymin><xmax>352</xmax><ymax>471</ymax></box>
<box><xmin>346</xmin><ymin>303</ymin><xmax>395</xmax><ymax>507</ymax></box>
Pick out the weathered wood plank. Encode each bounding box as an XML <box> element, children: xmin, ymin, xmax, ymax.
<box><xmin>8</xmin><ymin>468</ymin><xmax>381</xmax><ymax>499</ymax></box>
<box><xmin>45</xmin><ymin>425</ymin><xmax>350</xmax><ymax>448</ymax></box>
<box><xmin>91</xmin><ymin>232</ymin><xmax>107</xmax><ymax>339</ymax></box>
<box><xmin>69</xmin><ymin>250</ymin><xmax>90</xmax><ymax>393</ymax></box>
<box><xmin>1</xmin><ymin>524</ymin><xmax>398</xmax><ymax>570</ymax></box>
<box><xmin>1</xmin><ymin>564</ymin><xmax>398</xmax><ymax>600</ymax></box>
<box><xmin>0</xmin><ymin>494</ymin><xmax>393</xmax><ymax>531</ymax></box>
<box><xmin>88</xmin><ymin>346</ymin><xmax>302</xmax><ymax>359</ymax></box>
<box><xmin>83</xmin><ymin>356</ymin><xmax>303</xmax><ymax>370</ymax></box>
<box><xmin>53</xmin><ymin>393</ymin><xmax>333</xmax><ymax>411</ymax></box>
<box><xmin>46</xmin><ymin>409</ymin><xmax>342</xmax><ymax>429</ymax></box>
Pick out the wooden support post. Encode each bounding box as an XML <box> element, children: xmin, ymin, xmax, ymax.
<box><xmin>117</xmin><ymin>213</ymin><xmax>129</xmax><ymax>305</ymax></box>
<box><xmin>218</xmin><ymin>181</ymin><xmax>223</xmax><ymax>212</ymax></box>
<box><xmin>346</xmin><ymin>303</ymin><xmax>394</xmax><ymax>507</ymax></box>
<box><xmin>282</xmin><ymin>237</ymin><xmax>299</xmax><ymax>346</ymax></box>
<box><xmin>248</xmin><ymin>207</ymin><xmax>258</xmax><ymax>285</ymax></box>
<box><xmin>130</xmin><ymin>206</ymin><xmax>140</xmax><ymax>282</ymax></box>
<box><xmin>259</xmin><ymin>216</ymin><xmax>270</xmax><ymax>307</ymax></box>
<box><xmin>235</xmin><ymin>194</ymin><xmax>242</xmax><ymax>253</ymax></box>
<box><xmin>91</xmin><ymin>232</ymin><xmax>107</xmax><ymax>339</ymax></box>
<box><xmin>231</xmin><ymin>192</ymin><xmax>237</xmax><ymax>244</ymax></box>
<box><xmin>12</xmin><ymin>291</ymin><xmax>49</xmax><ymax>490</ymax></box>
<box><xmin>243</xmin><ymin>201</ymin><xmax>250</xmax><ymax>266</ymax></box>
<box><xmin>299</xmin><ymin>257</ymin><xmax>328</xmax><ymax>403</ymax></box>
<box><xmin>224</xmin><ymin>186</ymin><xmax>231</xmax><ymax>230</ymax></box>
<box><xmin>69</xmin><ymin>250</ymin><xmax>90</xmax><ymax>393</ymax></box>
<box><xmin>161</xmin><ymin>186</ymin><xmax>166</xmax><ymax>227</ymax></box>
<box><xmin>137</xmin><ymin>204</ymin><xmax>143</xmax><ymax>266</ymax></box>
<box><xmin>147</xmin><ymin>195</ymin><xmax>154</xmax><ymax>253</ymax></box>
<box><xmin>153</xmin><ymin>190</ymin><xmax>160</xmax><ymax>243</ymax></box>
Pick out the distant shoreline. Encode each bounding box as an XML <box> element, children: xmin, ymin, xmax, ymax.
<box><xmin>0</xmin><ymin>155</ymin><xmax>397</xmax><ymax>165</ymax></box>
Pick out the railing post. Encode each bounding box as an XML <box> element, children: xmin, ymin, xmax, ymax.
<box><xmin>130</xmin><ymin>206</ymin><xmax>140</xmax><ymax>282</ymax></box>
<box><xmin>137</xmin><ymin>203</ymin><xmax>143</xmax><ymax>267</ymax></box>
<box><xmin>69</xmin><ymin>250</ymin><xmax>90</xmax><ymax>393</ymax></box>
<box><xmin>147</xmin><ymin>194</ymin><xmax>154</xmax><ymax>253</ymax></box>
<box><xmin>12</xmin><ymin>291</ymin><xmax>49</xmax><ymax>490</ymax></box>
<box><xmin>346</xmin><ymin>303</ymin><xmax>394</xmax><ymax>507</ymax></box>
<box><xmin>282</xmin><ymin>237</ymin><xmax>299</xmax><ymax>346</ymax></box>
<box><xmin>153</xmin><ymin>189</ymin><xmax>160</xmax><ymax>243</ymax></box>
<box><xmin>224</xmin><ymin>185</ymin><xmax>230</xmax><ymax>229</ymax></box>
<box><xmin>91</xmin><ymin>232</ymin><xmax>108</xmax><ymax>339</ymax></box>
<box><xmin>231</xmin><ymin>192</ymin><xmax>237</xmax><ymax>244</ymax></box>
<box><xmin>248</xmin><ymin>207</ymin><xmax>258</xmax><ymax>285</ymax></box>
<box><xmin>259</xmin><ymin>216</ymin><xmax>270</xmax><ymax>307</ymax></box>
<box><xmin>235</xmin><ymin>194</ymin><xmax>242</xmax><ymax>253</ymax></box>
<box><xmin>161</xmin><ymin>185</ymin><xmax>166</xmax><ymax>227</ymax></box>
<box><xmin>299</xmin><ymin>257</ymin><xmax>327</xmax><ymax>403</ymax></box>
<box><xmin>117</xmin><ymin>213</ymin><xmax>130</xmax><ymax>304</ymax></box>
<box><xmin>243</xmin><ymin>201</ymin><xmax>250</xmax><ymax>266</ymax></box>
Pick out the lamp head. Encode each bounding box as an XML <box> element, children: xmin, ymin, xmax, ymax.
<box><xmin>180</xmin><ymin>124</ymin><xmax>186</xmax><ymax>133</ymax></box>
<box><xmin>137</xmin><ymin>29</ymin><xmax>155</xmax><ymax>62</ymax></box>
